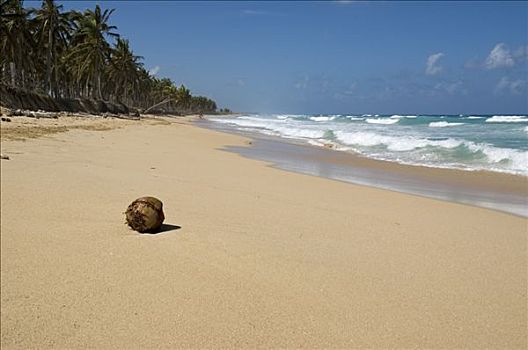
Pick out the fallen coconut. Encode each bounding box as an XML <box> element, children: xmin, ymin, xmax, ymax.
<box><xmin>125</xmin><ymin>196</ymin><xmax>165</xmax><ymax>233</ymax></box>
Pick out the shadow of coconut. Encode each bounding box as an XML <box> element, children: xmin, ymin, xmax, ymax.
<box><xmin>141</xmin><ymin>223</ymin><xmax>181</xmax><ymax>235</ymax></box>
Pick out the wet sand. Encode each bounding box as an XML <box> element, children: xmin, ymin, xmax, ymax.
<box><xmin>1</xmin><ymin>116</ymin><xmax>526</xmax><ymax>349</ymax></box>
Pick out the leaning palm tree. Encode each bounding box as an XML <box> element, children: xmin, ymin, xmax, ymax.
<box><xmin>67</xmin><ymin>4</ymin><xmax>118</xmax><ymax>99</ymax></box>
<box><xmin>33</xmin><ymin>0</ymin><xmax>75</xmax><ymax>97</ymax></box>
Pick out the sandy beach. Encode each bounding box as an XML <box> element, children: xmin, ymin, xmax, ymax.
<box><xmin>1</xmin><ymin>116</ymin><xmax>526</xmax><ymax>349</ymax></box>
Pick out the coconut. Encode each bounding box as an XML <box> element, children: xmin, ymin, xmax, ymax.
<box><xmin>125</xmin><ymin>197</ymin><xmax>165</xmax><ymax>233</ymax></box>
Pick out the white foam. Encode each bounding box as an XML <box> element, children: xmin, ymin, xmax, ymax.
<box><xmin>429</xmin><ymin>121</ymin><xmax>465</xmax><ymax>128</ymax></box>
<box><xmin>466</xmin><ymin>143</ymin><xmax>528</xmax><ymax>174</ymax></box>
<box><xmin>366</xmin><ymin>118</ymin><xmax>399</xmax><ymax>125</ymax></box>
<box><xmin>334</xmin><ymin>131</ymin><xmax>462</xmax><ymax>152</ymax></box>
<box><xmin>346</xmin><ymin>116</ymin><xmax>365</xmax><ymax>121</ymax></box>
<box><xmin>390</xmin><ymin>115</ymin><xmax>418</xmax><ymax>119</ymax></box>
<box><xmin>467</xmin><ymin>116</ymin><xmax>484</xmax><ymax>119</ymax></box>
<box><xmin>334</xmin><ymin>131</ymin><xmax>527</xmax><ymax>175</ymax></box>
<box><xmin>486</xmin><ymin>115</ymin><xmax>528</xmax><ymax>123</ymax></box>
<box><xmin>275</xmin><ymin>114</ymin><xmax>304</xmax><ymax>120</ymax></box>
<box><xmin>275</xmin><ymin>127</ymin><xmax>325</xmax><ymax>139</ymax></box>
<box><xmin>309</xmin><ymin>116</ymin><xmax>335</xmax><ymax>122</ymax></box>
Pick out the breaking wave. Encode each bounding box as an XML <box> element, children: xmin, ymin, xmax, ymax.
<box><xmin>486</xmin><ymin>115</ymin><xmax>528</xmax><ymax>123</ymax></box>
<box><xmin>429</xmin><ymin>121</ymin><xmax>465</xmax><ymax>128</ymax></box>
<box><xmin>366</xmin><ymin>118</ymin><xmax>399</xmax><ymax>125</ymax></box>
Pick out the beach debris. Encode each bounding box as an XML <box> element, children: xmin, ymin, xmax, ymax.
<box><xmin>5</xmin><ymin>109</ymin><xmax>61</xmax><ymax>119</ymax></box>
<box><xmin>0</xmin><ymin>106</ymin><xmax>11</xmax><ymax>116</ymax></box>
<box><xmin>0</xmin><ymin>154</ymin><xmax>10</xmax><ymax>160</ymax></box>
<box><xmin>102</xmin><ymin>112</ymin><xmax>119</xmax><ymax>118</ymax></box>
<box><xmin>125</xmin><ymin>197</ymin><xmax>165</xmax><ymax>233</ymax></box>
<box><xmin>1</xmin><ymin>117</ymin><xmax>11</xmax><ymax>122</ymax></box>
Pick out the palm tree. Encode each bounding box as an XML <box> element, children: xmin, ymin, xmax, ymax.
<box><xmin>68</xmin><ymin>4</ymin><xmax>118</xmax><ymax>99</ymax></box>
<box><xmin>107</xmin><ymin>38</ymin><xmax>143</xmax><ymax>105</ymax></box>
<box><xmin>176</xmin><ymin>84</ymin><xmax>191</xmax><ymax>112</ymax></box>
<box><xmin>33</xmin><ymin>0</ymin><xmax>75</xmax><ymax>97</ymax></box>
<box><xmin>135</xmin><ymin>67</ymin><xmax>154</xmax><ymax>108</ymax></box>
<box><xmin>0</xmin><ymin>0</ymin><xmax>35</xmax><ymax>87</ymax></box>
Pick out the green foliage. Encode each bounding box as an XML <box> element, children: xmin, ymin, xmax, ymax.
<box><xmin>0</xmin><ymin>0</ymin><xmax>220</xmax><ymax>114</ymax></box>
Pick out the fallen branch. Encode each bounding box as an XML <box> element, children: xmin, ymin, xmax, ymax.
<box><xmin>144</xmin><ymin>98</ymin><xmax>175</xmax><ymax>114</ymax></box>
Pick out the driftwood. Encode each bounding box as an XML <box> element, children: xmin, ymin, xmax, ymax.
<box><xmin>101</xmin><ymin>112</ymin><xmax>140</xmax><ymax>120</ymax></box>
<box><xmin>111</xmin><ymin>114</ymin><xmax>140</xmax><ymax>120</ymax></box>
<box><xmin>8</xmin><ymin>109</ymin><xmax>59</xmax><ymax>119</ymax></box>
<box><xmin>144</xmin><ymin>98</ymin><xmax>173</xmax><ymax>114</ymax></box>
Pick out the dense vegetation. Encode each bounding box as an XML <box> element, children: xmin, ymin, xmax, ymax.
<box><xmin>0</xmin><ymin>0</ymin><xmax>219</xmax><ymax>114</ymax></box>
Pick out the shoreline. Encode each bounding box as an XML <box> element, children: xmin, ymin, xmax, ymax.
<box><xmin>1</xmin><ymin>116</ymin><xmax>526</xmax><ymax>348</ymax></box>
<box><xmin>199</xmin><ymin>118</ymin><xmax>528</xmax><ymax>217</ymax></box>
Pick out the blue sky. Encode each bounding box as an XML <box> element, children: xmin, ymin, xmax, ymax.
<box><xmin>57</xmin><ymin>1</ymin><xmax>527</xmax><ymax>114</ymax></box>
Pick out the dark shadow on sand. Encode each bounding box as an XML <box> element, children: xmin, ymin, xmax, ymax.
<box><xmin>159</xmin><ymin>223</ymin><xmax>181</xmax><ymax>233</ymax></box>
<box><xmin>142</xmin><ymin>223</ymin><xmax>181</xmax><ymax>235</ymax></box>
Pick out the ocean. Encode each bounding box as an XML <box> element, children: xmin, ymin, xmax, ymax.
<box><xmin>210</xmin><ymin>114</ymin><xmax>528</xmax><ymax>176</ymax></box>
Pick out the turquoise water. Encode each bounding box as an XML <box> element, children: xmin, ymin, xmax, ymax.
<box><xmin>211</xmin><ymin>114</ymin><xmax>528</xmax><ymax>175</ymax></box>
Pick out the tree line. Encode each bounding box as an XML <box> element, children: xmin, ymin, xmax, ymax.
<box><xmin>0</xmin><ymin>0</ymin><xmax>220</xmax><ymax>114</ymax></box>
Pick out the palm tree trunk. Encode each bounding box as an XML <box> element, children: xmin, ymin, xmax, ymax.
<box><xmin>124</xmin><ymin>77</ymin><xmax>128</xmax><ymax>104</ymax></box>
<box><xmin>9</xmin><ymin>62</ymin><xmax>16</xmax><ymax>86</ymax></box>
<box><xmin>45</xmin><ymin>30</ymin><xmax>53</xmax><ymax>95</ymax></box>
<box><xmin>97</xmin><ymin>73</ymin><xmax>102</xmax><ymax>99</ymax></box>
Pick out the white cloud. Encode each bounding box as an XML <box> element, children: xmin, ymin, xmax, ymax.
<box><xmin>149</xmin><ymin>66</ymin><xmax>160</xmax><ymax>76</ymax></box>
<box><xmin>425</xmin><ymin>53</ymin><xmax>444</xmax><ymax>75</ymax></box>
<box><xmin>495</xmin><ymin>77</ymin><xmax>526</xmax><ymax>95</ymax></box>
<box><xmin>485</xmin><ymin>43</ymin><xmax>514</xmax><ymax>69</ymax></box>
